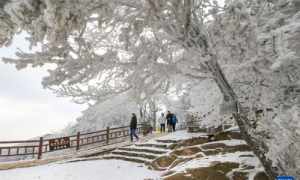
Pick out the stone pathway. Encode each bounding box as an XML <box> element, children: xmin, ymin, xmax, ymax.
<box><xmin>102</xmin><ymin>136</ymin><xmax>176</xmax><ymax>164</ymax></box>
<box><xmin>101</xmin><ymin>129</ymin><xmax>270</xmax><ymax>180</ymax></box>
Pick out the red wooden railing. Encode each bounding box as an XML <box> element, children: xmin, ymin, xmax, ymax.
<box><xmin>0</xmin><ymin>122</ymin><xmax>187</xmax><ymax>161</ymax></box>
<box><xmin>0</xmin><ymin>125</ymin><xmax>143</xmax><ymax>160</ymax></box>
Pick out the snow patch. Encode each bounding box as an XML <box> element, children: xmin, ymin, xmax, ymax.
<box><xmin>0</xmin><ymin>159</ymin><xmax>161</xmax><ymax>180</ymax></box>
<box><xmin>167</xmin><ymin>151</ymin><xmax>264</xmax><ymax>180</ymax></box>
<box><xmin>156</xmin><ymin>130</ymin><xmax>208</xmax><ymax>141</ymax></box>
<box><xmin>203</xmin><ymin>139</ymin><xmax>247</xmax><ymax>147</ymax></box>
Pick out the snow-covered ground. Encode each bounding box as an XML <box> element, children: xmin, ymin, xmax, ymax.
<box><xmin>156</xmin><ymin>130</ymin><xmax>208</xmax><ymax>141</ymax></box>
<box><xmin>165</xmin><ymin>151</ymin><xmax>264</xmax><ymax>180</ymax></box>
<box><xmin>0</xmin><ymin>159</ymin><xmax>161</xmax><ymax>180</ymax></box>
<box><xmin>0</xmin><ymin>130</ymin><xmax>266</xmax><ymax>180</ymax></box>
<box><xmin>202</xmin><ymin>139</ymin><xmax>247</xmax><ymax>147</ymax></box>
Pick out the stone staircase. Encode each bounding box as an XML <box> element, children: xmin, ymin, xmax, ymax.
<box><xmin>102</xmin><ymin>139</ymin><xmax>178</xmax><ymax>164</ymax></box>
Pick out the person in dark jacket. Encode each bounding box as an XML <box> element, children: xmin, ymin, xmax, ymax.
<box><xmin>166</xmin><ymin>111</ymin><xmax>172</xmax><ymax>132</ymax></box>
<box><xmin>171</xmin><ymin>113</ymin><xmax>177</xmax><ymax>132</ymax></box>
<box><xmin>130</xmin><ymin>113</ymin><xmax>139</xmax><ymax>142</ymax></box>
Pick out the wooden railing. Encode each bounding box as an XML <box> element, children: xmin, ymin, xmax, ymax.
<box><xmin>0</xmin><ymin>125</ymin><xmax>143</xmax><ymax>160</ymax></box>
<box><xmin>0</xmin><ymin>122</ymin><xmax>188</xmax><ymax>161</ymax></box>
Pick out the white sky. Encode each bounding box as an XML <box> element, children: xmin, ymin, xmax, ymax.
<box><xmin>0</xmin><ymin>32</ymin><xmax>86</xmax><ymax>140</ymax></box>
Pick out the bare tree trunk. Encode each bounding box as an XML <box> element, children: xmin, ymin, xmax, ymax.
<box><xmin>148</xmin><ymin>98</ymin><xmax>158</xmax><ymax>130</ymax></box>
<box><xmin>206</xmin><ymin>56</ymin><xmax>277</xmax><ymax>179</ymax></box>
<box><xmin>139</xmin><ymin>106</ymin><xmax>143</xmax><ymax>120</ymax></box>
<box><xmin>158</xmin><ymin>0</ymin><xmax>278</xmax><ymax>176</ymax></box>
<box><xmin>152</xmin><ymin>111</ymin><xmax>156</xmax><ymax>131</ymax></box>
<box><xmin>139</xmin><ymin>103</ymin><xmax>147</xmax><ymax>122</ymax></box>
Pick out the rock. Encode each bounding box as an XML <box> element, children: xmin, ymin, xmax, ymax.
<box><xmin>151</xmin><ymin>155</ymin><xmax>177</xmax><ymax>170</ymax></box>
<box><xmin>173</xmin><ymin>137</ymin><xmax>208</xmax><ymax>149</ymax></box>
<box><xmin>161</xmin><ymin>170</ymin><xmax>176</xmax><ymax>177</ymax></box>
<box><xmin>163</xmin><ymin>162</ymin><xmax>240</xmax><ymax>180</ymax></box>
<box><xmin>240</xmin><ymin>164</ymin><xmax>255</xmax><ymax>170</ymax></box>
<box><xmin>172</xmin><ymin>147</ymin><xmax>202</xmax><ymax>156</ymax></box>
<box><xmin>202</xmin><ymin>149</ymin><xmax>223</xmax><ymax>156</ymax></box>
<box><xmin>202</xmin><ymin>143</ymin><xmax>227</xmax><ymax>150</ymax></box>
<box><xmin>214</xmin><ymin>131</ymin><xmax>243</xmax><ymax>141</ymax></box>
<box><xmin>232</xmin><ymin>171</ymin><xmax>249</xmax><ymax>180</ymax></box>
<box><xmin>201</xmin><ymin>143</ymin><xmax>251</xmax><ymax>156</ymax></box>
<box><xmin>239</xmin><ymin>154</ymin><xmax>254</xmax><ymax>158</ymax></box>
<box><xmin>254</xmin><ymin>172</ymin><xmax>270</xmax><ymax>180</ymax></box>
<box><xmin>188</xmin><ymin>126</ymin><xmax>207</xmax><ymax>133</ymax></box>
<box><xmin>168</xmin><ymin>157</ymin><xmax>193</xmax><ymax>169</ymax></box>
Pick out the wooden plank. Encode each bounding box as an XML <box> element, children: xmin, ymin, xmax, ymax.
<box><xmin>0</xmin><ymin>140</ymin><xmax>40</xmax><ymax>144</ymax></box>
<box><xmin>110</xmin><ymin>126</ymin><xmax>129</xmax><ymax>131</ymax></box>
<box><xmin>0</xmin><ymin>145</ymin><xmax>36</xmax><ymax>149</ymax></box>
<box><xmin>37</xmin><ymin>137</ymin><xmax>43</xmax><ymax>160</ymax></box>
<box><xmin>106</xmin><ymin>127</ymin><xmax>110</xmax><ymax>144</ymax></box>
<box><xmin>80</xmin><ymin>129</ymin><xmax>106</xmax><ymax>136</ymax></box>
<box><xmin>76</xmin><ymin>132</ymin><xmax>80</xmax><ymax>150</ymax></box>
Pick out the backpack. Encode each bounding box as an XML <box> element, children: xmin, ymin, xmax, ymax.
<box><xmin>171</xmin><ymin>115</ymin><xmax>177</xmax><ymax>124</ymax></box>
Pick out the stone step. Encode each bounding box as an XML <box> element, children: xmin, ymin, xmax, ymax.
<box><xmin>119</xmin><ymin>147</ymin><xmax>168</xmax><ymax>155</ymax></box>
<box><xmin>102</xmin><ymin>154</ymin><xmax>150</xmax><ymax>164</ymax></box>
<box><xmin>155</xmin><ymin>139</ymin><xmax>180</xmax><ymax>144</ymax></box>
<box><xmin>111</xmin><ymin>150</ymin><xmax>158</xmax><ymax>160</ymax></box>
<box><xmin>135</xmin><ymin>143</ymin><xmax>169</xmax><ymax>149</ymax></box>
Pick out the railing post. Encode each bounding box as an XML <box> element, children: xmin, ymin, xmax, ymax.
<box><xmin>106</xmin><ymin>126</ymin><xmax>110</xmax><ymax>145</ymax></box>
<box><xmin>37</xmin><ymin>137</ymin><xmax>43</xmax><ymax>160</ymax></box>
<box><xmin>76</xmin><ymin>132</ymin><xmax>80</xmax><ymax>151</ymax></box>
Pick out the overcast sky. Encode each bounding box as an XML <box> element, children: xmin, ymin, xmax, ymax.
<box><xmin>0</xmin><ymin>32</ymin><xmax>86</xmax><ymax>140</ymax></box>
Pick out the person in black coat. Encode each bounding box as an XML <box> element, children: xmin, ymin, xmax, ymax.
<box><xmin>130</xmin><ymin>113</ymin><xmax>139</xmax><ymax>142</ymax></box>
<box><xmin>166</xmin><ymin>111</ymin><xmax>172</xmax><ymax>132</ymax></box>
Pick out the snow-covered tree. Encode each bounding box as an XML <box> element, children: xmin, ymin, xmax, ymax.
<box><xmin>0</xmin><ymin>0</ymin><xmax>299</xmax><ymax>177</ymax></box>
<box><xmin>210</xmin><ymin>0</ymin><xmax>300</xmax><ymax>176</ymax></box>
<box><xmin>67</xmin><ymin>91</ymin><xmax>139</xmax><ymax>133</ymax></box>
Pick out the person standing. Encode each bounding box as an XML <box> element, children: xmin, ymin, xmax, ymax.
<box><xmin>171</xmin><ymin>113</ymin><xmax>177</xmax><ymax>132</ymax></box>
<box><xmin>130</xmin><ymin>113</ymin><xmax>139</xmax><ymax>142</ymax></box>
<box><xmin>159</xmin><ymin>113</ymin><xmax>166</xmax><ymax>133</ymax></box>
<box><xmin>166</xmin><ymin>111</ymin><xmax>172</xmax><ymax>132</ymax></box>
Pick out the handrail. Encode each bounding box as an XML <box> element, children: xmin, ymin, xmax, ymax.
<box><xmin>0</xmin><ymin>124</ymin><xmax>145</xmax><ymax>160</ymax></box>
<box><xmin>110</xmin><ymin>125</ymin><xmax>130</xmax><ymax>131</ymax></box>
<box><xmin>77</xmin><ymin>129</ymin><xmax>107</xmax><ymax>137</ymax></box>
<box><xmin>0</xmin><ymin>145</ymin><xmax>37</xmax><ymax>149</ymax></box>
<box><xmin>0</xmin><ymin>122</ymin><xmax>187</xmax><ymax>160</ymax></box>
<box><xmin>0</xmin><ymin>140</ymin><xmax>40</xmax><ymax>144</ymax></box>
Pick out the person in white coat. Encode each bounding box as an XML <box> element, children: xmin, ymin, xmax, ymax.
<box><xmin>159</xmin><ymin>113</ymin><xmax>166</xmax><ymax>133</ymax></box>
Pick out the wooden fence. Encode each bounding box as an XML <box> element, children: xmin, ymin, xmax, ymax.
<box><xmin>0</xmin><ymin>125</ymin><xmax>143</xmax><ymax>160</ymax></box>
<box><xmin>0</xmin><ymin>122</ymin><xmax>188</xmax><ymax>161</ymax></box>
